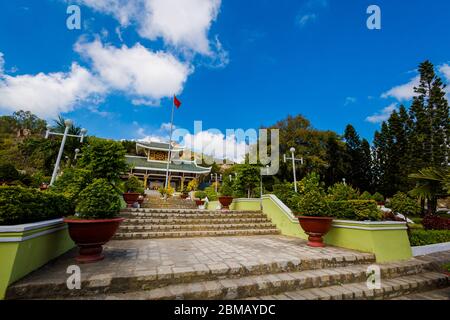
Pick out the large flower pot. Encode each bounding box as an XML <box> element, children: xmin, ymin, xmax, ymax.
<box><xmin>298</xmin><ymin>216</ymin><xmax>334</xmax><ymax>248</ymax></box>
<box><xmin>123</xmin><ymin>193</ymin><xmax>140</xmax><ymax>207</ymax></box>
<box><xmin>64</xmin><ymin>218</ymin><xmax>125</xmax><ymax>263</ymax></box>
<box><xmin>195</xmin><ymin>200</ymin><xmax>205</xmax><ymax>207</ymax></box>
<box><xmin>219</xmin><ymin>196</ymin><xmax>233</xmax><ymax>210</ymax></box>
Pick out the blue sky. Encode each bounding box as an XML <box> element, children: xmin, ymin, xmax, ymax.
<box><xmin>1</xmin><ymin>0</ymin><xmax>450</xmax><ymax>158</ymax></box>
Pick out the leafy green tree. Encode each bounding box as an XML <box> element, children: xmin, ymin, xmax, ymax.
<box><xmin>0</xmin><ymin>164</ymin><xmax>20</xmax><ymax>182</ymax></box>
<box><xmin>78</xmin><ymin>137</ymin><xmax>129</xmax><ymax>184</ymax></box>
<box><xmin>409</xmin><ymin>167</ymin><xmax>447</xmax><ymax>215</ymax></box>
<box><xmin>233</xmin><ymin>164</ymin><xmax>260</xmax><ymax>198</ymax></box>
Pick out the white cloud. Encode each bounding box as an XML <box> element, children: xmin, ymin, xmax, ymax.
<box><xmin>0</xmin><ymin>61</ymin><xmax>105</xmax><ymax>118</ymax></box>
<box><xmin>73</xmin><ymin>0</ymin><xmax>222</xmax><ymax>55</ymax></box>
<box><xmin>366</xmin><ymin>103</ymin><xmax>398</xmax><ymax>124</ymax></box>
<box><xmin>344</xmin><ymin>96</ymin><xmax>357</xmax><ymax>106</ymax></box>
<box><xmin>297</xmin><ymin>14</ymin><xmax>317</xmax><ymax>27</ymax></box>
<box><xmin>182</xmin><ymin>130</ymin><xmax>248</xmax><ymax>163</ymax></box>
<box><xmin>75</xmin><ymin>39</ymin><xmax>192</xmax><ymax>100</ymax></box>
<box><xmin>439</xmin><ymin>64</ymin><xmax>450</xmax><ymax>81</ymax></box>
<box><xmin>0</xmin><ymin>52</ymin><xmax>4</xmax><ymax>74</ymax></box>
<box><xmin>381</xmin><ymin>76</ymin><xmax>420</xmax><ymax>101</ymax></box>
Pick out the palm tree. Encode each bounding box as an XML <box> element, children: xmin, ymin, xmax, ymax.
<box><xmin>409</xmin><ymin>167</ymin><xmax>448</xmax><ymax>215</ymax></box>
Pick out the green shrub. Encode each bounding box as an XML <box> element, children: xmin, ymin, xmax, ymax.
<box><xmin>0</xmin><ymin>186</ymin><xmax>73</xmax><ymax>225</ymax></box>
<box><xmin>328</xmin><ymin>200</ymin><xmax>382</xmax><ymax>221</ymax></box>
<box><xmin>195</xmin><ymin>191</ymin><xmax>207</xmax><ymax>200</ymax></box>
<box><xmin>409</xmin><ymin>229</ymin><xmax>450</xmax><ymax>246</ymax></box>
<box><xmin>297</xmin><ymin>190</ymin><xmax>330</xmax><ymax>217</ymax></box>
<box><xmin>298</xmin><ymin>172</ymin><xmax>324</xmax><ymax>195</ymax></box>
<box><xmin>51</xmin><ymin>168</ymin><xmax>93</xmax><ymax>203</ymax></box>
<box><xmin>388</xmin><ymin>192</ymin><xmax>421</xmax><ymax>216</ymax></box>
<box><xmin>0</xmin><ymin>164</ymin><xmax>20</xmax><ymax>182</ymax></box>
<box><xmin>327</xmin><ymin>183</ymin><xmax>359</xmax><ymax>201</ymax></box>
<box><xmin>273</xmin><ymin>182</ymin><xmax>299</xmax><ymax>210</ymax></box>
<box><xmin>372</xmin><ymin>192</ymin><xmax>385</xmax><ymax>203</ymax></box>
<box><xmin>186</xmin><ymin>179</ymin><xmax>199</xmax><ymax>192</ymax></box>
<box><xmin>158</xmin><ymin>186</ymin><xmax>174</xmax><ymax>197</ymax></box>
<box><xmin>78</xmin><ymin>138</ymin><xmax>129</xmax><ymax>184</ymax></box>
<box><xmin>219</xmin><ymin>179</ymin><xmax>234</xmax><ymax>197</ymax></box>
<box><xmin>360</xmin><ymin>191</ymin><xmax>373</xmax><ymax>200</ymax></box>
<box><xmin>123</xmin><ymin>175</ymin><xmax>144</xmax><ymax>194</ymax></box>
<box><xmin>75</xmin><ymin>179</ymin><xmax>122</xmax><ymax>219</ymax></box>
<box><xmin>204</xmin><ymin>186</ymin><xmax>218</xmax><ymax>201</ymax></box>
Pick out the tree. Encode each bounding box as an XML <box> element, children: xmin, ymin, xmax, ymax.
<box><xmin>409</xmin><ymin>167</ymin><xmax>447</xmax><ymax>215</ymax></box>
<box><xmin>233</xmin><ymin>164</ymin><xmax>260</xmax><ymax>198</ymax></box>
<box><xmin>324</xmin><ymin>135</ymin><xmax>350</xmax><ymax>187</ymax></box>
<box><xmin>343</xmin><ymin>125</ymin><xmax>367</xmax><ymax>190</ymax></box>
<box><xmin>78</xmin><ymin>137</ymin><xmax>129</xmax><ymax>184</ymax></box>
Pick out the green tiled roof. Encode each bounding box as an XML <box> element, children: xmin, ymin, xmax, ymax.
<box><xmin>136</xmin><ymin>141</ymin><xmax>183</xmax><ymax>151</ymax></box>
<box><xmin>126</xmin><ymin>156</ymin><xmax>211</xmax><ymax>174</ymax></box>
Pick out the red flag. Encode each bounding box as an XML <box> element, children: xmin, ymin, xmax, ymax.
<box><xmin>174</xmin><ymin>95</ymin><xmax>182</xmax><ymax>109</ymax></box>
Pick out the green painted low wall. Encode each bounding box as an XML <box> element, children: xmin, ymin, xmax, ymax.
<box><xmin>0</xmin><ymin>219</ymin><xmax>75</xmax><ymax>300</ymax></box>
<box><xmin>224</xmin><ymin>195</ymin><xmax>412</xmax><ymax>263</ymax></box>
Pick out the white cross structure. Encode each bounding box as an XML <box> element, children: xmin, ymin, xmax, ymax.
<box><xmin>283</xmin><ymin>147</ymin><xmax>304</xmax><ymax>193</ymax></box>
<box><xmin>45</xmin><ymin>119</ymin><xmax>87</xmax><ymax>186</ymax></box>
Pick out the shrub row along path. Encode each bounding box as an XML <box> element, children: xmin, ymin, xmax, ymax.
<box><xmin>6</xmin><ymin>234</ymin><xmax>450</xmax><ymax>300</ymax></box>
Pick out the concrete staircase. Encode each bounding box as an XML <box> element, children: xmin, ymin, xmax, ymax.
<box><xmin>7</xmin><ymin>246</ymin><xmax>448</xmax><ymax>300</ymax></box>
<box><xmin>142</xmin><ymin>196</ymin><xmax>198</xmax><ymax>209</ymax></box>
<box><xmin>114</xmin><ymin>208</ymin><xmax>281</xmax><ymax>239</ymax></box>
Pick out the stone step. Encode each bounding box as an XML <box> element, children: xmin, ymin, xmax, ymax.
<box><xmin>252</xmin><ymin>272</ymin><xmax>449</xmax><ymax>300</ymax></box>
<box><xmin>59</xmin><ymin>262</ymin><xmax>445</xmax><ymax>300</ymax></box>
<box><xmin>118</xmin><ymin>222</ymin><xmax>277</xmax><ymax>232</ymax></box>
<box><xmin>6</xmin><ymin>249</ymin><xmax>376</xmax><ymax>300</ymax></box>
<box><xmin>113</xmin><ymin>229</ymin><xmax>281</xmax><ymax>239</ymax></box>
<box><xmin>122</xmin><ymin>217</ymin><xmax>272</xmax><ymax>225</ymax></box>
<box><xmin>120</xmin><ymin>212</ymin><xmax>268</xmax><ymax>220</ymax></box>
<box><xmin>122</xmin><ymin>208</ymin><xmax>261</xmax><ymax>214</ymax></box>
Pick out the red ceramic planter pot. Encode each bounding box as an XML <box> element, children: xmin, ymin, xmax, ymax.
<box><xmin>297</xmin><ymin>216</ymin><xmax>334</xmax><ymax>248</ymax></box>
<box><xmin>195</xmin><ymin>200</ymin><xmax>205</xmax><ymax>207</ymax></box>
<box><xmin>64</xmin><ymin>218</ymin><xmax>125</xmax><ymax>263</ymax></box>
<box><xmin>219</xmin><ymin>196</ymin><xmax>233</xmax><ymax>210</ymax></box>
<box><xmin>123</xmin><ymin>193</ymin><xmax>141</xmax><ymax>207</ymax></box>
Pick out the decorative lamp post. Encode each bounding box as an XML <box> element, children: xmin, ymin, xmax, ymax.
<box><xmin>46</xmin><ymin>119</ymin><xmax>87</xmax><ymax>186</ymax></box>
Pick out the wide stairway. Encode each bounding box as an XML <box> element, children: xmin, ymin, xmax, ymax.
<box><xmin>6</xmin><ymin>236</ymin><xmax>449</xmax><ymax>300</ymax></box>
<box><xmin>115</xmin><ymin>207</ymin><xmax>281</xmax><ymax>239</ymax></box>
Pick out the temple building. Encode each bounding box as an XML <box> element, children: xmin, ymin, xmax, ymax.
<box><xmin>125</xmin><ymin>141</ymin><xmax>211</xmax><ymax>190</ymax></box>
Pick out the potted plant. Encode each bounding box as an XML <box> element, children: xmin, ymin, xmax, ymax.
<box><xmin>180</xmin><ymin>185</ymin><xmax>189</xmax><ymax>199</ymax></box>
<box><xmin>296</xmin><ymin>190</ymin><xmax>333</xmax><ymax>248</ymax></box>
<box><xmin>64</xmin><ymin>179</ymin><xmax>124</xmax><ymax>263</ymax></box>
<box><xmin>123</xmin><ymin>175</ymin><xmax>144</xmax><ymax>207</ymax></box>
<box><xmin>218</xmin><ymin>179</ymin><xmax>234</xmax><ymax>210</ymax></box>
<box><xmin>194</xmin><ymin>191</ymin><xmax>207</xmax><ymax>207</ymax></box>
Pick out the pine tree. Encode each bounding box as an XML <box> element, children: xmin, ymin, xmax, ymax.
<box><xmin>343</xmin><ymin>125</ymin><xmax>365</xmax><ymax>190</ymax></box>
<box><xmin>360</xmin><ymin>139</ymin><xmax>374</xmax><ymax>192</ymax></box>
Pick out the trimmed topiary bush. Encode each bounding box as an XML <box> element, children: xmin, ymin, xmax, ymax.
<box><xmin>327</xmin><ymin>183</ymin><xmax>359</xmax><ymax>201</ymax></box>
<box><xmin>124</xmin><ymin>175</ymin><xmax>144</xmax><ymax>194</ymax></box>
<box><xmin>219</xmin><ymin>179</ymin><xmax>234</xmax><ymax>197</ymax></box>
<box><xmin>360</xmin><ymin>191</ymin><xmax>373</xmax><ymax>201</ymax></box>
<box><xmin>328</xmin><ymin>200</ymin><xmax>382</xmax><ymax>221</ymax></box>
<box><xmin>51</xmin><ymin>168</ymin><xmax>93</xmax><ymax>203</ymax></box>
<box><xmin>194</xmin><ymin>191</ymin><xmax>207</xmax><ymax>200</ymax></box>
<box><xmin>372</xmin><ymin>192</ymin><xmax>385</xmax><ymax>203</ymax></box>
<box><xmin>388</xmin><ymin>192</ymin><xmax>421</xmax><ymax>216</ymax></box>
<box><xmin>75</xmin><ymin>179</ymin><xmax>122</xmax><ymax>220</ymax></box>
<box><xmin>0</xmin><ymin>186</ymin><xmax>73</xmax><ymax>225</ymax></box>
<box><xmin>204</xmin><ymin>186</ymin><xmax>218</xmax><ymax>201</ymax></box>
<box><xmin>297</xmin><ymin>190</ymin><xmax>331</xmax><ymax>217</ymax></box>
<box><xmin>409</xmin><ymin>229</ymin><xmax>450</xmax><ymax>246</ymax></box>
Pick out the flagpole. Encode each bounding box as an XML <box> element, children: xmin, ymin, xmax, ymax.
<box><xmin>165</xmin><ymin>97</ymin><xmax>175</xmax><ymax>189</ymax></box>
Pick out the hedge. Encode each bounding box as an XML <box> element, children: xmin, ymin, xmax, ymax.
<box><xmin>409</xmin><ymin>229</ymin><xmax>450</xmax><ymax>246</ymax></box>
<box><xmin>328</xmin><ymin>200</ymin><xmax>383</xmax><ymax>221</ymax></box>
<box><xmin>422</xmin><ymin>215</ymin><xmax>450</xmax><ymax>230</ymax></box>
<box><xmin>0</xmin><ymin>186</ymin><xmax>74</xmax><ymax>225</ymax></box>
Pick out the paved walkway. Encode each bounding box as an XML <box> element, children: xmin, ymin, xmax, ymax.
<box><xmin>8</xmin><ymin>235</ymin><xmax>374</xmax><ymax>291</ymax></box>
